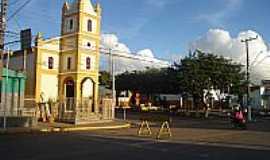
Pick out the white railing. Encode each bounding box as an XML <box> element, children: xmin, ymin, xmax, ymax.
<box><xmin>59</xmin><ymin>98</ymin><xmax>93</xmax><ymax>112</ymax></box>
<box><xmin>57</xmin><ymin>98</ymin><xmax>114</xmax><ymax>121</ymax></box>
<box><xmin>65</xmin><ymin>98</ymin><xmax>76</xmax><ymax>112</ymax></box>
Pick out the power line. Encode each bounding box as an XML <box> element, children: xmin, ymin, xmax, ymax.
<box><xmin>241</xmin><ymin>35</ymin><xmax>258</xmax><ymax>121</ymax></box>
<box><xmin>12</xmin><ymin>16</ymin><xmax>22</xmax><ymax>32</ymax></box>
<box><xmin>15</xmin><ymin>9</ymin><xmax>61</xmax><ymax>25</ymax></box>
<box><xmin>31</xmin><ymin>35</ymin><xmax>170</xmax><ymax>65</ymax></box>
<box><xmin>7</xmin><ymin>0</ymin><xmax>32</xmax><ymax>21</ymax></box>
<box><xmin>8</xmin><ymin>0</ymin><xmax>21</xmax><ymax>7</ymax></box>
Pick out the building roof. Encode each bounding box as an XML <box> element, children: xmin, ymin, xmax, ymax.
<box><xmin>64</xmin><ymin>0</ymin><xmax>97</xmax><ymax>16</ymax></box>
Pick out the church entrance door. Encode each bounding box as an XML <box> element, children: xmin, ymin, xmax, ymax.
<box><xmin>65</xmin><ymin>79</ymin><xmax>75</xmax><ymax>111</ymax></box>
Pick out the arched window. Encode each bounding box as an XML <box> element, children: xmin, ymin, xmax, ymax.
<box><xmin>48</xmin><ymin>57</ymin><xmax>54</xmax><ymax>69</ymax></box>
<box><xmin>86</xmin><ymin>57</ymin><xmax>91</xmax><ymax>69</ymax></box>
<box><xmin>87</xmin><ymin>20</ymin><xmax>92</xmax><ymax>32</ymax></box>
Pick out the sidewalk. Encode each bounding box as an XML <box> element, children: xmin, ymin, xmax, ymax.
<box><xmin>89</xmin><ymin>122</ymin><xmax>270</xmax><ymax>150</ymax></box>
<box><xmin>0</xmin><ymin>120</ymin><xmax>131</xmax><ymax>134</ymax></box>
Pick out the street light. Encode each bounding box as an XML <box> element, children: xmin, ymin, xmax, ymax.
<box><xmin>241</xmin><ymin>35</ymin><xmax>258</xmax><ymax>122</ymax></box>
<box><xmin>108</xmin><ymin>45</ymin><xmax>118</xmax><ymax>119</ymax></box>
<box><xmin>108</xmin><ymin>46</ymin><xmax>132</xmax><ymax>120</ymax></box>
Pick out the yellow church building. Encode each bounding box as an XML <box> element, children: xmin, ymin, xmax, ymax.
<box><xmin>9</xmin><ymin>0</ymin><xmax>110</xmax><ymax>124</ymax></box>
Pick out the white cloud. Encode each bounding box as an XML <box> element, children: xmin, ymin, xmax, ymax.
<box><xmin>101</xmin><ymin>34</ymin><xmax>169</xmax><ymax>74</ymax></box>
<box><xmin>101</xmin><ymin>34</ymin><xmax>119</xmax><ymax>49</ymax></box>
<box><xmin>190</xmin><ymin>29</ymin><xmax>270</xmax><ymax>84</ymax></box>
<box><xmin>137</xmin><ymin>49</ymin><xmax>154</xmax><ymax>58</ymax></box>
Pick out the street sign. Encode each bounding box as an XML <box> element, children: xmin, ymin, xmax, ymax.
<box><xmin>20</xmin><ymin>29</ymin><xmax>32</xmax><ymax>50</ymax></box>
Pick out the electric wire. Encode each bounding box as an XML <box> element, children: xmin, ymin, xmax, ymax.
<box><xmin>7</xmin><ymin>0</ymin><xmax>33</xmax><ymax>21</ymax></box>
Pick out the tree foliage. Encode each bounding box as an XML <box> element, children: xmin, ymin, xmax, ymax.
<box><xmin>116</xmin><ymin>68</ymin><xmax>179</xmax><ymax>95</ymax></box>
<box><xmin>176</xmin><ymin>50</ymin><xmax>245</xmax><ymax>108</ymax></box>
<box><xmin>114</xmin><ymin>50</ymin><xmax>245</xmax><ymax>108</ymax></box>
<box><xmin>99</xmin><ymin>71</ymin><xmax>111</xmax><ymax>88</ymax></box>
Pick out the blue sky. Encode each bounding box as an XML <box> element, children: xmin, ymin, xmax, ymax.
<box><xmin>7</xmin><ymin>0</ymin><xmax>270</xmax><ymax>61</ymax></box>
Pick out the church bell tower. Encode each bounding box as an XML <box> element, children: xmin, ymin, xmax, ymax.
<box><xmin>59</xmin><ymin>0</ymin><xmax>101</xmax><ymax>123</ymax></box>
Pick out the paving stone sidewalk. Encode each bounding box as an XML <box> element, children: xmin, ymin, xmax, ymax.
<box><xmin>0</xmin><ymin>120</ymin><xmax>131</xmax><ymax>134</ymax></box>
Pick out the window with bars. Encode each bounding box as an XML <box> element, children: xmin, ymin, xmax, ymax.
<box><xmin>69</xmin><ymin>19</ymin><xmax>74</xmax><ymax>30</ymax></box>
<box><xmin>86</xmin><ymin>57</ymin><xmax>91</xmax><ymax>69</ymax></box>
<box><xmin>48</xmin><ymin>57</ymin><xmax>54</xmax><ymax>69</ymax></box>
<box><xmin>87</xmin><ymin>20</ymin><xmax>92</xmax><ymax>32</ymax></box>
<box><xmin>67</xmin><ymin>57</ymin><xmax>72</xmax><ymax>70</ymax></box>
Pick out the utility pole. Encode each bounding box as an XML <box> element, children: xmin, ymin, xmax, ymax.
<box><xmin>109</xmin><ymin>48</ymin><xmax>115</xmax><ymax>119</ymax></box>
<box><xmin>0</xmin><ymin>0</ymin><xmax>8</xmax><ymax>79</ymax></box>
<box><xmin>3</xmin><ymin>47</ymin><xmax>10</xmax><ymax>129</ymax></box>
<box><xmin>241</xmin><ymin>35</ymin><xmax>258</xmax><ymax>122</ymax></box>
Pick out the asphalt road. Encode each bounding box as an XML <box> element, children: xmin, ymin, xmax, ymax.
<box><xmin>115</xmin><ymin>110</ymin><xmax>270</xmax><ymax>132</ymax></box>
<box><xmin>0</xmin><ymin>132</ymin><xmax>269</xmax><ymax>160</ymax></box>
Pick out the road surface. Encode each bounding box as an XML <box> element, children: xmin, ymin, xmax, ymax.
<box><xmin>0</xmin><ymin>132</ymin><xmax>269</xmax><ymax>160</ymax></box>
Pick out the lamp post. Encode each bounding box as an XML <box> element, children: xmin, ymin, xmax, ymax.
<box><xmin>241</xmin><ymin>35</ymin><xmax>258</xmax><ymax>122</ymax></box>
<box><xmin>109</xmin><ymin>48</ymin><xmax>116</xmax><ymax>119</ymax></box>
<box><xmin>108</xmin><ymin>45</ymin><xmax>118</xmax><ymax>119</ymax></box>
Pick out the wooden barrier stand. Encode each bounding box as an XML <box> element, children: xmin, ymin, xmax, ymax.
<box><xmin>137</xmin><ymin>114</ymin><xmax>172</xmax><ymax>139</ymax></box>
<box><xmin>156</xmin><ymin>121</ymin><xmax>172</xmax><ymax>139</ymax></box>
<box><xmin>138</xmin><ymin>120</ymin><xmax>152</xmax><ymax>136</ymax></box>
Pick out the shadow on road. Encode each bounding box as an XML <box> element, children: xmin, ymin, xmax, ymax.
<box><xmin>116</xmin><ymin>110</ymin><xmax>270</xmax><ymax>132</ymax></box>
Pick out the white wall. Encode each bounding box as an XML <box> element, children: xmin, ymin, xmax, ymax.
<box><xmin>40</xmin><ymin>74</ymin><xmax>58</xmax><ymax>101</ymax></box>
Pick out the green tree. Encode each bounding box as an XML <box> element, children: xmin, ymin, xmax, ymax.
<box><xmin>99</xmin><ymin>71</ymin><xmax>111</xmax><ymax>88</ymax></box>
<box><xmin>115</xmin><ymin>50</ymin><xmax>245</xmax><ymax>109</ymax></box>
<box><xmin>116</xmin><ymin>68</ymin><xmax>180</xmax><ymax>96</ymax></box>
<box><xmin>175</xmin><ymin>50</ymin><xmax>245</xmax><ymax>109</ymax></box>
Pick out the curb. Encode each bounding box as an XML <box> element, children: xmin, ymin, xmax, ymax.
<box><xmin>0</xmin><ymin>123</ymin><xmax>131</xmax><ymax>135</ymax></box>
<box><xmin>40</xmin><ymin>123</ymin><xmax>131</xmax><ymax>133</ymax></box>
